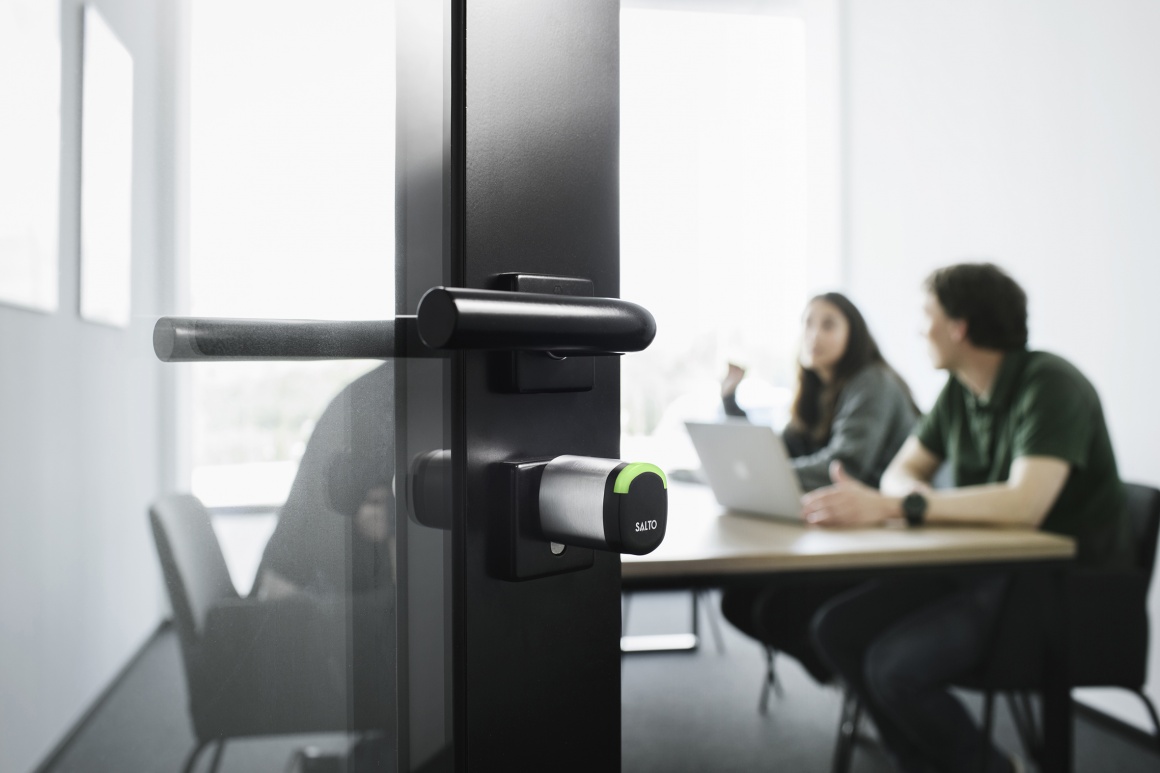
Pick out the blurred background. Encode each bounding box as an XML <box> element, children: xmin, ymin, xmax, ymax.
<box><xmin>2</xmin><ymin>0</ymin><xmax>1158</xmax><ymax>770</ymax></box>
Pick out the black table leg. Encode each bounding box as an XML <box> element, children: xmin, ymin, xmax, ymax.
<box><xmin>1040</xmin><ymin>566</ymin><xmax>1072</xmax><ymax>772</ymax></box>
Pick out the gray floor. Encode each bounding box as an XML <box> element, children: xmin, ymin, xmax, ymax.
<box><xmin>40</xmin><ymin>629</ymin><xmax>348</xmax><ymax>773</ymax></box>
<box><xmin>624</xmin><ymin>590</ymin><xmax>863</xmax><ymax>772</ymax></box>
<box><xmin>39</xmin><ymin>592</ymin><xmax>1160</xmax><ymax>772</ymax></box>
<box><xmin>622</xmin><ymin>590</ymin><xmax>1160</xmax><ymax>773</ymax></box>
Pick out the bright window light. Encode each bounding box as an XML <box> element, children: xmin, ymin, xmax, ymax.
<box><xmin>620</xmin><ymin>6</ymin><xmax>810</xmax><ymax>469</ymax></box>
<box><xmin>0</xmin><ymin>0</ymin><xmax>60</xmax><ymax>313</ymax></box>
<box><xmin>188</xmin><ymin>0</ymin><xmax>395</xmax><ymax>507</ymax></box>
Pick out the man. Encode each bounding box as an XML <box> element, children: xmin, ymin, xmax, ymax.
<box><xmin>803</xmin><ymin>263</ymin><xmax>1131</xmax><ymax>773</ymax></box>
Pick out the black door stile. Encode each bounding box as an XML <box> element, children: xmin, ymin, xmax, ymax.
<box><xmin>455</xmin><ymin>2</ymin><xmax>623</xmax><ymax>770</ymax></box>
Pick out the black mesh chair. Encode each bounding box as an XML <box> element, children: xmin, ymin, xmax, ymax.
<box><xmin>149</xmin><ymin>494</ymin><xmax>391</xmax><ymax>773</ymax></box>
<box><xmin>832</xmin><ymin>482</ymin><xmax>1160</xmax><ymax>772</ymax></box>
<box><xmin>967</xmin><ymin>482</ymin><xmax>1160</xmax><ymax>764</ymax></box>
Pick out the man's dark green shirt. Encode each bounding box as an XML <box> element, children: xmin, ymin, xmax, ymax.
<box><xmin>915</xmin><ymin>350</ymin><xmax>1132</xmax><ymax>568</ymax></box>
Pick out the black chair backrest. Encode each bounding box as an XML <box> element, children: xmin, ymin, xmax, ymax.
<box><xmin>149</xmin><ymin>494</ymin><xmax>239</xmax><ymax>649</ymax></box>
<box><xmin>1123</xmin><ymin>482</ymin><xmax>1160</xmax><ymax>585</ymax></box>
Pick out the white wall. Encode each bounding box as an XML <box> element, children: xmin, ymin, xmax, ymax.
<box><xmin>843</xmin><ymin>0</ymin><xmax>1160</xmax><ymax>730</ymax></box>
<box><xmin>0</xmin><ymin>0</ymin><xmax>175</xmax><ymax>769</ymax></box>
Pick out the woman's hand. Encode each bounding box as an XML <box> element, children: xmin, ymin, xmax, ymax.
<box><xmin>721</xmin><ymin>363</ymin><xmax>746</xmax><ymax>397</ymax></box>
<box><xmin>800</xmin><ymin>461</ymin><xmax>900</xmax><ymax>527</ymax></box>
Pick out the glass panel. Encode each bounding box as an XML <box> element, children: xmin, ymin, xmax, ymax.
<box><xmin>189</xmin><ymin>0</ymin><xmax>396</xmax><ymax>509</ymax></box>
<box><xmin>7</xmin><ymin>0</ymin><xmax>455</xmax><ymax>770</ymax></box>
<box><xmin>163</xmin><ymin>0</ymin><xmax>448</xmax><ymax>770</ymax></box>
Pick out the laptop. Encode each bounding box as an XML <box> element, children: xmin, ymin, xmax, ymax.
<box><xmin>684</xmin><ymin>421</ymin><xmax>804</xmax><ymax>522</ymax></box>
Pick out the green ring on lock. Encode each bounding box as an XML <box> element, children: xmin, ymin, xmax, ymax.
<box><xmin>613</xmin><ymin>462</ymin><xmax>667</xmax><ymax>494</ymax></box>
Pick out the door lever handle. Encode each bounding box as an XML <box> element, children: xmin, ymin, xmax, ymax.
<box><xmin>153</xmin><ymin>316</ymin><xmax>434</xmax><ymax>362</ymax></box>
<box><xmin>415</xmin><ymin>287</ymin><xmax>656</xmax><ymax>355</ymax></box>
<box><xmin>154</xmin><ymin>286</ymin><xmax>656</xmax><ymax>363</ymax></box>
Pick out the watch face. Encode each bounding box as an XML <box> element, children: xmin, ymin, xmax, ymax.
<box><xmin>903</xmin><ymin>493</ymin><xmax>926</xmax><ymax>523</ymax></box>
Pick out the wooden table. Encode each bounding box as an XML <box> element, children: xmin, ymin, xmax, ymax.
<box><xmin>621</xmin><ymin>482</ymin><xmax>1078</xmax><ymax>772</ymax></box>
<box><xmin>623</xmin><ymin>483</ymin><xmax>1075</xmax><ymax>584</ymax></box>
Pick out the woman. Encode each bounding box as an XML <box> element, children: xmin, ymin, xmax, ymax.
<box><xmin>720</xmin><ymin>292</ymin><xmax>919</xmax><ymax>684</ymax></box>
<box><xmin>723</xmin><ymin>292</ymin><xmax>918</xmax><ymax>491</ymax></box>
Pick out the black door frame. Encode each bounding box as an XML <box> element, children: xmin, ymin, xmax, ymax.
<box><xmin>456</xmin><ymin>1</ymin><xmax>623</xmax><ymax>769</ymax></box>
<box><xmin>395</xmin><ymin>2</ymin><xmax>626</xmax><ymax>770</ymax></box>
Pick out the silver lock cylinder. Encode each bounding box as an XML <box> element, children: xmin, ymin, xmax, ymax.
<box><xmin>538</xmin><ymin>455</ymin><xmax>667</xmax><ymax>555</ymax></box>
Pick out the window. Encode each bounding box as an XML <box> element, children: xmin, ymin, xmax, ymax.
<box><xmin>0</xmin><ymin>0</ymin><xmax>60</xmax><ymax>313</ymax></box>
<box><xmin>620</xmin><ymin>0</ymin><xmax>840</xmax><ymax>469</ymax></box>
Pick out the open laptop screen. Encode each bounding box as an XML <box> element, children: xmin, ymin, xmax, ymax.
<box><xmin>684</xmin><ymin>421</ymin><xmax>804</xmax><ymax>521</ymax></box>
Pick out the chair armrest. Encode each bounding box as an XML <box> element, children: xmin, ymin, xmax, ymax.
<box><xmin>185</xmin><ymin>593</ymin><xmax>395</xmax><ymax>738</ymax></box>
<box><xmin>200</xmin><ymin>594</ymin><xmax>337</xmax><ymax>647</ymax></box>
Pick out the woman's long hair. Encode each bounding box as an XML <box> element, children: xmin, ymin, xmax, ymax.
<box><xmin>789</xmin><ymin>292</ymin><xmax>917</xmax><ymax>447</ymax></box>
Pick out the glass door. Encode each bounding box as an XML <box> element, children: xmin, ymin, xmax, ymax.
<box><xmin>164</xmin><ymin>0</ymin><xmax>452</xmax><ymax>771</ymax></box>
<box><xmin>155</xmin><ymin>1</ymin><xmax>637</xmax><ymax>772</ymax></box>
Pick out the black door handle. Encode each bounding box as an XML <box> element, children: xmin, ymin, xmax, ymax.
<box><xmin>153</xmin><ymin>286</ymin><xmax>655</xmax><ymax>362</ymax></box>
<box><xmin>152</xmin><ymin>316</ymin><xmax>432</xmax><ymax>362</ymax></box>
<box><xmin>415</xmin><ymin>287</ymin><xmax>655</xmax><ymax>354</ymax></box>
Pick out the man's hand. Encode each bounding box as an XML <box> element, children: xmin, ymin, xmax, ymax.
<box><xmin>800</xmin><ymin>461</ymin><xmax>899</xmax><ymax>527</ymax></box>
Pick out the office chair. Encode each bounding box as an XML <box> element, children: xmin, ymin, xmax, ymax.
<box><xmin>831</xmin><ymin>482</ymin><xmax>1160</xmax><ymax>773</ymax></box>
<box><xmin>150</xmin><ymin>494</ymin><xmax>391</xmax><ymax>773</ymax></box>
<box><xmin>967</xmin><ymin>482</ymin><xmax>1160</xmax><ymax>764</ymax></box>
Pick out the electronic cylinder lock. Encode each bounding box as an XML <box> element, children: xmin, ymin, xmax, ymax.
<box><xmin>405</xmin><ymin>451</ymin><xmax>667</xmax><ymax>580</ymax></box>
<box><xmin>538</xmin><ymin>456</ymin><xmax>667</xmax><ymax>556</ymax></box>
<box><xmin>499</xmin><ymin>454</ymin><xmax>667</xmax><ymax>581</ymax></box>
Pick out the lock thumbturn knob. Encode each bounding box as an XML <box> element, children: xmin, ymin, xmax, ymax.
<box><xmin>538</xmin><ymin>456</ymin><xmax>667</xmax><ymax>556</ymax></box>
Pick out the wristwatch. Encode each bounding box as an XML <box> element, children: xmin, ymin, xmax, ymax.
<box><xmin>901</xmin><ymin>492</ymin><xmax>927</xmax><ymax>528</ymax></box>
